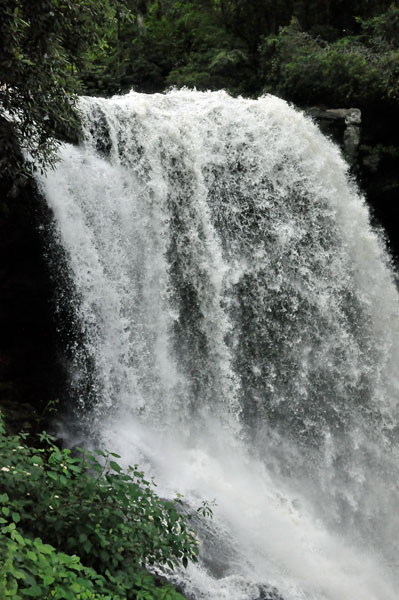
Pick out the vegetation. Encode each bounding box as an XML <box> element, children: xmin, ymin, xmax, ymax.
<box><xmin>0</xmin><ymin>0</ymin><xmax>117</xmax><ymax>177</ymax></box>
<box><xmin>1</xmin><ymin>0</ymin><xmax>399</xmax><ymax>178</ymax></box>
<box><xmin>1</xmin><ymin>2</ymin><xmax>399</xmax><ymax>594</ymax></box>
<box><xmin>259</xmin><ymin>6</ymin><xmax>399</xmax><ymax>108</ymax></box>
<box><xmin>75</xmin><ymin>1</ymin><xmax>399</xmax><ymax>105</ymax></box>
<box><xmin>0</xmin><ymin>412</ymin><xmax>200</xmax><ymax>599</ymax></box>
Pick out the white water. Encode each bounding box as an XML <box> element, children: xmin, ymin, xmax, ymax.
<box><xmin>38</xmin><ymin>90</ymin><xmax>399</xmax><ymax>600</ymax></box>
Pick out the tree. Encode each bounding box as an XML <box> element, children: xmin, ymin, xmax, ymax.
<box><xmin>0</xmin><ymin>0</ymin><xmax>116</xmax><ymax>179</ymax></box>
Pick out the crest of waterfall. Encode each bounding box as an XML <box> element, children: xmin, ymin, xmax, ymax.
<box><xmin>38</xmin><ymin>90</ymin><xmax>399</xmax><ymax>600</ymax></box>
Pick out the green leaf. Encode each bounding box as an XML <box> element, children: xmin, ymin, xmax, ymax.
<box><xmin>21</xmin><ymin>585</ymin><xmax>43</xmax><ymax>597</ymax></box>
<box><xmin>109</xmin><ymin>461</ymin><xmax>121</xmax><ymax>473</ymax></box>
<box><xmin>27</xmin><ymin>551</ymin><xmax>37</xmax><ymax>562</ymax></box>
<box><xmin>68</xmin><ymin>465</ymin><xmax>81</xmax><ymax>473</ymax></box>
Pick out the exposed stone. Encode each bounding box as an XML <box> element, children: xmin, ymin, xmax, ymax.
<box><xmin>306</xmin><ymin>104</ymin><xmax>399</xmax><ymax>261</ymax></box>
<box><xmin>256</xmin><ymin>583</ymin><xmax>285</xmax><ymax>599</ymax></box>
<box><xmin>306</xmin><ymin>106</ymin><xmax>361</xmax><ymax>166</ymax></box>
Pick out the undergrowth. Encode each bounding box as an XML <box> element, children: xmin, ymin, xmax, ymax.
<box><xmin>0</xmin><ymin>411</ymin><xmax>201</xmax><ymax>599</ymax></box>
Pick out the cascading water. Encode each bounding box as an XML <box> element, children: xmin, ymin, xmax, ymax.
<box><xmin>38</xmin><ymin>90</ymin><xmax>399</xmax><ymax>600</ymax></box>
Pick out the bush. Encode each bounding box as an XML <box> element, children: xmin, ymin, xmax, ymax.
<box><xmin>259</xmin><ymin>17</ymin><xmax>399</xmax><ymax>108</ymax></box>
<box><xmin>0</xmin><ymin>526</ymin><xmax>129</xmax><ymax>599</ymax></box>
<box><xmin>0</xmin><ymin>411</ymin><xmax>198</xmax><ymax>599</ymax></box>
<box><xmin>358</xmin><ymin>5</ymin><xmax>399</xmax><ymax>49</ymax></box>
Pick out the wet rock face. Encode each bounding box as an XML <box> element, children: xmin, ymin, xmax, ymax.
<box><xmin>179</xmin><ymin>579</ymin><xmax>285</xmax><ymax>600</ymax></box>
<box><xmin>255</xmin><ymin>583</ymin><xmax>285</xmax><ymax>599</ymax></box>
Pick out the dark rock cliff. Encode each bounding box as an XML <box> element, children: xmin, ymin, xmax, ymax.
<box><xmin>308</xmin><ymin>105</ymin><xmax>399</xmax><ymax>261</ymax></box>
<box><xmin>0</xmin><ymin>129</ymin><xmax>66</xmax><ymax>433</ymax></box>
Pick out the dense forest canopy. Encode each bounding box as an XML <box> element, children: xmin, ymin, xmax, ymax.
<box><xmin>1</xmin><ymin>0</ymin><xmax>399</xmax><ymax>177</ymax></box>
<box><xmin>80</xmin><ymin>0</ymin><xmax>399</xmax><ymax>101</ymax></box>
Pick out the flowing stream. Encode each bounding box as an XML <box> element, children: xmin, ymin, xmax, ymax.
<box><xmin>38</xmin><ymin>90</ymin><xmax>399</xmax><ymax>600</ymax></box>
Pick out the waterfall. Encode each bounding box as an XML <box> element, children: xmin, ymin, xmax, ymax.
<box><xmin>38</xmin><ymin>89</ymin><xmax>399</xmax><ymax>600</ymax></box>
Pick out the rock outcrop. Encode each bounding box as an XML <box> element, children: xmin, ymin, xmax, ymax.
<box><xmin>307</xmin><ymin>107</ymin><xmax>361</xmax><ymax>167</ymax></box>
<box><xmin>307</xmin><ymin>105</ymin><xmax>399</xmax><ymax>261</ymax></box>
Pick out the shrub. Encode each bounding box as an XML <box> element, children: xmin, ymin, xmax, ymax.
<box><xmin>259</xmin><ymin>18</ymin><xmax>399</xmax><ymax>108</ymax></box>
<box><xmin>0</xmin><ymin>411</ymin><xmax>197</xmax><ymax>599</ymax></box>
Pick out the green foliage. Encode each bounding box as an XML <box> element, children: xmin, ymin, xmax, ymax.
<box><xmin>2</xmin><ymin>0</ymin><xmax>399</xmax><ymax>183</ymax></box>
<box><xmin>80</xmin><ymin>2</ymin><xmax>136</xmax><ymax>95</ymax></box>
<box><xmin>358</xmin><ymin>5</ymin><xmax>399</xmax><ymax>49</ymax></box>
<box><xmin>259</xmin><ymin>13</ymin><xmax>399</xmax><ymax>108</ymax></box>
<box><xmin>79</xmin><ymin>1</ymin><xmax>251</xmax><ymax>95</ymax></box>
<box><xmin>74</xmin><ymin>1</ymin><xmax>399</xmax><ymax>106</ymax></box>
<box><xmin>0</xmin><ymin>0</ymin><xmax>117</xmax><ymax>178</ymax></box>
<box><xmin>164</xmin><ymin>8</ymin><xmax>250</xmax><ymax>94</ymax></box>
<box><xmin>0</xmin><ymin>525</ymin><xmax>186</xmax><ymax>599</ymax></box>
<box><xmin>0</xmin><ymin>412</ymin><xmax>197</xmax><ymax>599</ymax></box>
<box><xmin>3</xmin><ymin>0</ymin><xmax>399</xmax><ymax>170</ymax></box>
<box><xmin>0</xmin><ymin>525</ymin><xmax>128</xmax><ymax>599</ymax></box>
